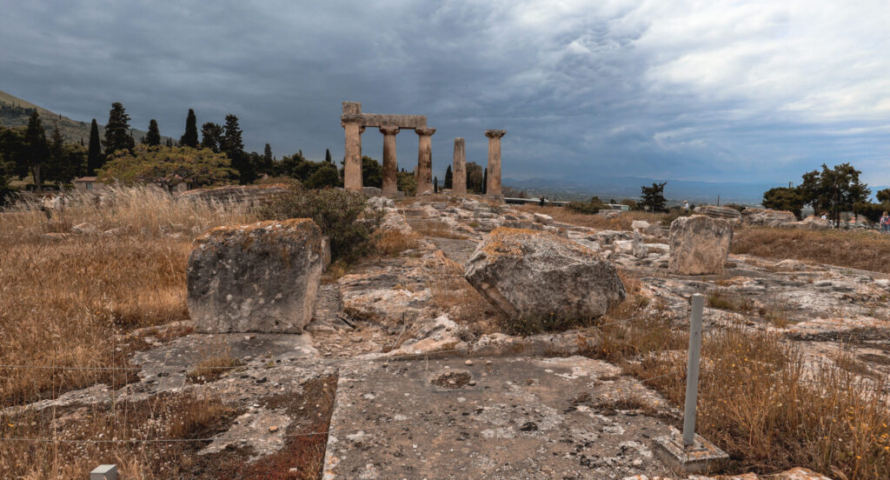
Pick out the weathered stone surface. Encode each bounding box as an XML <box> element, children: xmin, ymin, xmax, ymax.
<box><xmin>178</xmin><ymin>184</ymin><xmax>289</xmax><ymax>205</ymax></box>
<box><xmin>669</xmin><ymin>216</ymin><xmax>733</xmax><ymax>275</ymax></box>
<box><xmin>694</xmin><ymin>205</ymin><xmax>741</xmax><ymax>223</ymax></box>
<box><xmin>187</xmin><ymin>219</ymin><xmax>324</xmax><ymax>333</ymax></box>
<box><xmin>361</xmin><ymin>186</ymin><xmax>383</xmax><ymax>197</ymax></box>
<box><xmin>796</xmin><ymin>216</ymin><xmax>831</xmax><ymax>230</ymax></box>
<box><xmin>632</xmin><ymin>231</ymin><xmax>648</xmax><ymax>259</ymax></box>
<box><xmin>465</xmin><ymin>227</ymin><xmax>626</xmax><ymax>321</ymax></box>
<box><xmin>741</xmin><ymin>208</ymin><xmax>797</xmax><ymax>227</ymax></box>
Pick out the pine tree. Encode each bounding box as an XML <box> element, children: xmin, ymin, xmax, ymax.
<box><xmin>104</xmin><ymin>102</ymin><xmax>134</xmax><ymax>155</ymax></box>
<box><xmin>221</xmin><ymin>114</ymin><xmax>254</xmax><ymax>184</ymax></box>
<box><xmin>201</xmin><ymin>122</ymin><xmax>224</xmax><ymax>152</ymax></box>
<box><xmin>144</xmin><ymin>119</ymin><xmax>161</xmax><ymax>146</ymax></box>
<box><xmin>325</xmin><ymin>148</ymin><xmax>332</xmax><ymax>164</ymax></box>
<box><xmin>165</xmin><ymin>138</ymin><xmax>173</xmax><ymax>147</ymax></box>
<box><xmin>180</xmin><ymin>109</ymin><xmax>198</xmax><ymax>148</ymax></box>
<box><xmin>24</xmin><ymin>111</ymin><xmax>49</xmax><ymax>188</ymax></box>
<box><xmin>444</xmin><ymin>165</ymin><xmax>453</xmax><ymax>189</ymax></box>
<box><xmin>87</xmin><ymin>119</ymin><xmax>103</xmax><ymax>175</ymax></box>
<box><xmin>482</xmin><ymin>168</ymin><xmax>488</xmax><ymax>194</ymax></box>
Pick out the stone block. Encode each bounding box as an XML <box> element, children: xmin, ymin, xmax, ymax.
<box><xmin>187</xmin><ymin>219</ymin><xmax>323</xmax><ymax>333</ymax></box>
<box><xmin>465</xmin><ymin>227</ymin><xmax>626</xmax><ymax>323</ymax></box>
<box><xmin>669</xmin><ymin>216</ymin><xmax>732</xmax><ymax>275</ymax></box>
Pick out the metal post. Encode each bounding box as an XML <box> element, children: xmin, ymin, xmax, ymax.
<box><xmin>683</xmin><ymin>293</ymin><xmax>704</xmax><ymax>447</ymax></box>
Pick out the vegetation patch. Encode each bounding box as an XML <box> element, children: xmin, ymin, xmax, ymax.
<box><xmin>733</xmin><ymin>227</ymin><xmax>890</xmax><ymax>274</ymax></box>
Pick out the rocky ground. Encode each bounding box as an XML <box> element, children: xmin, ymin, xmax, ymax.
<box><xmin>6</xmin><ymin>193</ymin><xmax>886</xmax><ymax>479</ymax></box>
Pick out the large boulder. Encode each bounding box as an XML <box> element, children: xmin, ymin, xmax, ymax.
<box><xmin>694</xmin><ymin>205</ymin><xmax>741</xmax><ymax>223</ymax></box>
<box><xmin>464</xmin><ymin>227</ymin><xmax>626</xmax><ymax>322</ymax></box>
<box><xmin>669</xmin><ymin>216</ymin><xmax>733</xmax><ymax>275</ymax></box>
<box><xmin>187</xmin><ymin>219</ymin><xmax>324</xmax><ymax>333</ymax></box>
<box><xmin>742</xmin><ymin>208</ymin><xmax>797</xmax><ymax>227</ymax></box>
<box><xmin>178</xmin><ymin>184</ymin><xmax>289</xmax><ymax>205</ymax></box>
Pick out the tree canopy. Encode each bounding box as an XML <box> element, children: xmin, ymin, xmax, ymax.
<box><xmin>639</xmin><ymin>182</ymin><xmax>667</xmax><ymax>212</ymax></box>
<box><xmin>87</xmin><ymin>119</ymin><xmax>103</xmax><ymax>175</ymax></box>
<box><xmin>99</xmin><ymin>144</ymin><xmax>236</xmax><ymax>194</ymax></box>
<box><xmin>762</xmin><ymin>187</ymin><xmax>805</xmax><ymax>219</ymax></box>
<box><xmin>104</xmin><ymin>102</ymin><xmax>135</xmax><ymax>155</ymax></box>
<box><xmin>143</xmin><ymin>119</ymin><xmax>161</xmax><ymax>146</ymax></box>
<box><xmin>180</xmin><ymin>109</ymin><xmax>199</xmax><ymax>148</ymax></box>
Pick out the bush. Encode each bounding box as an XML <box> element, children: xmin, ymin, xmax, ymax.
<box><xmin>567</xmin><ymin>196</ymin><xmax>605</xmax><ymax>215</ymax></box>
<box><xmin>260</xmin><ymin>183</ymin><xmax>382</xmax><ymax>261</ymax></box>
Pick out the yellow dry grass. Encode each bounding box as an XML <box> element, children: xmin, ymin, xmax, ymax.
<box><xmin>517</xmin><ymin>205</ymin><xmax>672</xmax><ymax>231</ymax></box>
<box><xmin>733</xmin><ymin>227</ymin><xmax>890</xmax><ymax>274</ymax></box>
<box><xmin>0</xmin><ymin>186</ymin><xmax>257</xmax><ymax>407</ymax></box>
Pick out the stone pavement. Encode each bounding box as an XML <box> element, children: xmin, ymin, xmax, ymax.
<box><xmin>323</xmin><ymin>355</ymin><xmax>677</xmax><ymax>480</ymax></box>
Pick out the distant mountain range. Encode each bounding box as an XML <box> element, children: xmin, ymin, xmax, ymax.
<box><xmin>503</xmin><ymin>176</ymin><xmax>782</xmax><ymax>206</ymax></box>
<box><xmin>0</xmin><ymin>89</ymin><xmax>172</xmax><ymax>146</ymax></box>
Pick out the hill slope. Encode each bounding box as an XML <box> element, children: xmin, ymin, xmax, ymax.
<box><xmin>0</xmin><ymin>89</ymin><xmax>171</xmax><ymax>146</ymax></box>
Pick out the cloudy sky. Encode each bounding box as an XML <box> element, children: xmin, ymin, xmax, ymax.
<box><xmin>2</xmin><ymin>0</ymin><xmax>889</xmax><ymax>188</ymax></box>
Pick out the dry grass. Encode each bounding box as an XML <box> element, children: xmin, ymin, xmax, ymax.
<box><xmin>410</xmin><ymin>220</ymin><xmax>467</xmax><ymax>239</ymax></box>
<box><xmin>733</xmin><ymin>227</ymin><xmax>890</xmax><ymax>274</ymax></box>
<box><xmin>426</xmin><ymin>255</ymin><xmax>500</xmax><ymax>336</ymax></box>
<box><xmin>517</xmin><ymin>205</ymin><xmax>675</xmax><ymax>231</ymax></box>
<box><xmin>0</xmin><ymin>186</ymin><xmax>257</xmax><ymax>407</ymax></box>
<box><xmin>186</xmin><ymin>340</ymin><xmax>245</xmax><ymax>384</ymax></box>
<box><xmin>581</xmin><ymin>312</ymin><xmax>890</xmax><ymax>479</ymax></box>
<box><xmin>0</xmin><ymin>394</ymin><xmax>237</xmax><ymax>479</ymax></box>
<box><xmin>373</xmin><ymin>229</ymin><xmax>421</xmax><ymax>257</ymax></box>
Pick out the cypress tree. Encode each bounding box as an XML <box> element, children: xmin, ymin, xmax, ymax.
<box><xmin>87</xmin><ymin>119</ymin><xmax>102</xmax><ymax>175</ymax></box>
<box><xmin>444</xmin><ymin>165</ymin><xmax>453</xmax><ymax>189</ymax></box>
<box><xmin>482</xmin><ymin>168</ymin><xmax>488</xmax><ymax>194</ymax></box>
<box><xmin>325</xmin><ymin>148</ymin><xmax>332</xmax><ymax>164</ymax></box>
<box><xmin>434</xmin><ymin>176</ymin><xmax>438</xmax><ymax>193</ymax></box>
<box><xmin>263</xmin><ymin>143</ymin><xmax>274</xmax><ymax>173</ymax></box>
<box><xmin>180</xmin><ymin>109</ymin><xmax>198</xmax><ymax>148</ymax></box>
<box><xmin>24</xmin><ymin>111</ymin><xmax>49</xmax><ymax>188</ymax></box>
<box><xmin>144</xmin><ymin>119</ymin><xmax>161</xmax><ymax>146</ymax></box>
<box><xmin>104</xmin><ymin>102</ymin><xmax>134</xmax><ymax>155</ymax></box>
<box><xmin>165</xmin><ymin>138</ymin><xmax>173</xmax><ymax>147</ymax></box>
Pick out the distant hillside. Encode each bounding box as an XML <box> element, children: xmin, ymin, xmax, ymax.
<box><xmin>0</xmin><ymin>89</ymin><xmax>172</xmax><ymax>146</ymax></box>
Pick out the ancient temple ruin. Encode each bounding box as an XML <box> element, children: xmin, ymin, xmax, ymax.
<box><xmin>341</xmin><ymin>101</ymin><xmax>505</xmax><ymax>197</ymax></box>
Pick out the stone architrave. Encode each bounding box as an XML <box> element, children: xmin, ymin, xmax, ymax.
<box><xmin>452</xmin><ymin>138</ymin><xmax>467</xmax><ymax>195</ymax></box>
<box><xmin>187</xmin><ymin>219</ymin><xmax>324</xmax><ymax>333</ymax></box>
<box><xmin>380</xmin><ymin>126</ymin><xmax>401</xmax><ymax>197</ymax></box>
<box><xmin>484</xmin><ymin>130</ymin><xmax>506</xmax><ymax>196</ymax></box>
<box><xmin>415</xmin><ymin>127</ymin><xmax>436</xmax><ymax>194</ymax></box>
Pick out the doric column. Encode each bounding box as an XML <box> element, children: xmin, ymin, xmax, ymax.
<box><xmin>452</xmin><ymin>137</ymin><xmax>466</xmax><ymax>195</ymax></box>
<box><xmin>415</xmin><ymin>127</ymin><xmax>436</xmax><ymax>195</ymax></box>
<box><xmin>484</xmin><ymin>130</ymin><xmax>506</xmax><ymax>196</ymax></box>
<box><xmin>342</xmin><ymin>121</ymin><xmax>365</xmax><ymax>191</ymax></box>
<box><xmin>379</xmin><ymin>126</ymin><xmax>400</xmax><ymax>197</ymax></box>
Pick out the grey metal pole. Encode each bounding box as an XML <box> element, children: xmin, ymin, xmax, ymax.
<box><xmin>683</xmin><ymin>293</ymin><xmax>704</xmax><ymax>447</ymax></box>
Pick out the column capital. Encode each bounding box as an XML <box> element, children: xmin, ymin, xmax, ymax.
<box><xmin>379</xmin><ymin>126</ymin><xmax>401</xmax><ymax>136</ymax></box>
<box><xmin>485</xmin><ymin>129</ymin><xmax>506</xmax><ymax>139</ymax></box>
<box><xmin>415</xmin><ymin>127</ymin><xmax>436</xmax><ymax>137</ymax></box>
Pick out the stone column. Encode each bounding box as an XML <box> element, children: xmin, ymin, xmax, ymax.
<box><xmin>415</xmin><ymin>127</ymin><xmax>436</xmax><ymax>195</ymax></box>
<box><xmin>485</xmin><ymin>130</ymin><xmax>506</xmax><ymax>196</ymax></box>
<box><xmin>379</xmin><ymin>126</ymin><xmax>400</xmax><ymax>197</ymax></box>
<box><xmin>452</xmin><ymin>137</ymin><xmax>466</xmax><ymax>195</ymax></box>
<box><xmin>342</xmin><ymin>121</ymin><xmax>365</xmax><ymax>191</ymax></box>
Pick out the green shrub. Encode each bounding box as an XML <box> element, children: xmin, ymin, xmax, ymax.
<box><xmin>260</xmin><ymin>183</ymin><xmax>382</xmax><ymax>261</ymax></box>
<box><xmin>567</xmin><ymin>196</ymin><xmax>605</xmax><ymax>215</ymax></box>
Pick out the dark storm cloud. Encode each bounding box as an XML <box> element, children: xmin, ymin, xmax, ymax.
<box><xmin>2</xmin><ymin>0</ymin><xmax>889</xmax><ymax>186</ymax></box>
